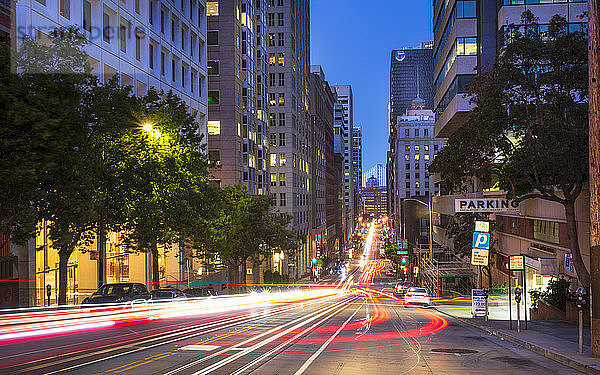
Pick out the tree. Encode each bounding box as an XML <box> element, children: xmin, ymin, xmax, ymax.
<box><xmin>430</xmin><ymin>12</ymin><xmax>590</xmax><ymax>287</ymax></box>
<box><xmin>122</xmin><ymin>89</ymin><xmax>211</xmax><ymax>288</ymax></box>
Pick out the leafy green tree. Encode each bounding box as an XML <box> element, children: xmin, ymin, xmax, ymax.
<box><xmin>430</xmin><ymin>12</ymin><xmax>590</xmax><ymax>287</ymax></box>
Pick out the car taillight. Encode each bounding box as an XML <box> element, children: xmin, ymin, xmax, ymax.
<box><xmin>405</xmin><ymin>294</ymin><xmax>412</xmax><ymax>297</ymax></box>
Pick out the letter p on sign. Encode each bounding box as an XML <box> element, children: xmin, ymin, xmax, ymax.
<box><xmin>472</xmin><ymin>232</ymin><xmax>490</xmax><ymax>250</ymax></box>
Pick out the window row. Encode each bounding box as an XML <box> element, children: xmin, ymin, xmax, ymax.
<box><xmin>404</xmin><ymin>144</ymin><xmax>439</xmax><ymax>152</ymax></box>
<box><xmin>405</xmin><ymin>172</ymin><xmax>430</xmax><ymax>179</ymax></box>
<box><xmin>405</xmin><ymin>154</ymin><xmax>432</xmax><ymax>161</ymax></box>
<box><xmin>433</xmin><ymin>0</ymin><xmax>476</xmax><ymax>67</ymax></box>
<box><xmin>270</xmin><ymin>133</ymin><xmax>287</xmax><ymax>146</ymax></box>
<box><xmin>270</xmin><ymin>153</ymin><xmax>287</xmax><ymax>167</ymax></box>
<box><xmin>405</xmin><ymin>181</ymin><xmax>430</xmax><ymax>189</ymax></box>
<box><xmin>434</xmin><ymin>36</ymin><xmax>477</xmax><ymax>91</ymax></box>
<box><xmin>270</xmin><ymin>173</ymin><xmax>287</xmax><ymax>186</ymax></box>
<box><xmin>402</xmin><ymin>128</ymin><xmax>430</xmax><ymax>137</ymax></box>
<box><xmin>267</xmin><ymin>13</ymin><xmax>285</xmax><ymax>27</ymax></box>
<box><xmin>269</xmin><ymin>113</ymin><xmax>287</xmax><ymax>126</ymax></box>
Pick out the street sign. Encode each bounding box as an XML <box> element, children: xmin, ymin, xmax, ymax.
<box><xmin>475</xmin><ymin>221</ymin><xmax>490</xmax><ymax>232</ymax></box>
<box><xmin>510</xmin><ymin>255</ymin><xmax>524</xmax><ymax>270</ymax></box>
<box><xmin>472</xmin><ymin>289</ymin><xmax>487</xmax><ymax>317</ymax></box>
<box><xmin>524</xmin><ymin>256</ymin><xmax>541</xmax><ymax>272</ymax></box>
<box><xmin>396</xmin><ymin>250</ymin><xmax>408</xmax><ymax>255</ymax></box>
<box><xmin>472</xmin><ymin>232</ymin><xmax>491</xmax><ymax>250</ymax></box>
<box><xmin>413</xmin><ymin>266</ymin><xmax>419</xmax><ymax>274</ymax></box>
<box><xmin>471</xmin><ymin>248</ymin><xmax>489</xmax><ymax>266</ymax></box>
<box><xmin>456</xmin><ymin>198</ymin><xmax>520</xmax><ymax>213</ymax></box>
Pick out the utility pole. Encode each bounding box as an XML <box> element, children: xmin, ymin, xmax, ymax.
<box><xmin>589</xmin><ymin>0</ymin><xmax>600</xmax><ymax>358</ymax></box>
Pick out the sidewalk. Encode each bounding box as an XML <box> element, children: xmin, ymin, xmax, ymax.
<box><xmin>436</xmin><ymin>299</ymin><xmax>600</xmax><ymax>374</ymax></box>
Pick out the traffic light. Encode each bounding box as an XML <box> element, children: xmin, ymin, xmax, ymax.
<box><xmin>401</xmin><ymin>256</ymin><xmax>407</xmax><ymax>265</ymax></box>
<box><xmin>514</xmin><ymin>287</ymin><xmax>522</xmax><ymax>304</ymax></box>
<box><xmin>311</xmin><ymin>257</ymin><xmax>317</xmax><ymax>265</ymax></box>
<box><xmin>482</xmin><ymin>286</ymin><xmax>488</xmax><ymax>300</ymax></box>
<box><xmin>576</xmin><ymin>287</ymin><xmax>588</xmax><ymax>310</ymax></box>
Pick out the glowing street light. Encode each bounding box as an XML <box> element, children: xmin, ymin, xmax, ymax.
<box><xmin>142</xmin><ymin>123</ymin><xmax>153</xmax><ymax>132</ymax></box>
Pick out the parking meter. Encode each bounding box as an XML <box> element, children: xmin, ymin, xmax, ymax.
<box><xmin>46</xmin><ymin>284</ymin><xmax>52</xmax><ymax>305</ymax></box>
<box><xmin>576</xmin><ymin>287</ymin><xmax>587</xmax><ymax>310</ymax></box>
<box><xmin>514</xmin><ymin>286</ymin><xmax>522</xmax><ymax>304</ymax></box>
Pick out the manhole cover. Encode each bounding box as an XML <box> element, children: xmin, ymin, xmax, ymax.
<box><xmin>431</xmin><ymin>348</ymin><xmax>478</xmax><ymax>354</ymax></box>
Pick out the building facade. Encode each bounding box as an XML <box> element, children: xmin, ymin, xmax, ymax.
<box><xmin>432</xmin><ymin>0</ymin><xmax>590</xmax><ymax>292</ymax></box>
<box><xmin>207</xmin><ymin>0</ymin><xmax>269</xmax><ymax>198</ymax></box>
<box><xmin>362</xmin><ymin>176</ymin><xmax>387</xmax><ymax>219</ymax></box>
<box><xmin>363</xmin><ymin>163</ymin><xmax>386</xmax><ymax>189</ymax></box>
<box><xmin>14</xmin><ymin>0</ymin><xmax>208</xmax><ymax>306</ymax></box>
<box><xmin>267</xmin><ymin>0</ymin><xmax>311</xmax><ymax>279</ymax></box>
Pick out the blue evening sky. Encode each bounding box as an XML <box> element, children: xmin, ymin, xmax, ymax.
<box><xmin>311</xmin><ymin>0</ymin><xmax>433</xmax><ymax>173</ymax></box>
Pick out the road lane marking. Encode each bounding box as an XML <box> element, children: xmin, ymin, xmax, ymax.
<box><xmin>293</xmin><ymin>302</ymin><xmax>362</xmax><ymax>375</ymax></box>
<box><xmin>180</xmin><ymin>345</ymin><xmax>221</xmax><ymax>351</ymax></box>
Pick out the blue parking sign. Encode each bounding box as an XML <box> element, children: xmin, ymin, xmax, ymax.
<box><xmin>472</xmin><ymin>232</ymin><xmax>490</xmax><ymax>250</ymax></box>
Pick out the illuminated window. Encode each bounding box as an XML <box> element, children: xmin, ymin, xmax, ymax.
<box><xmin>424</xmin><ymin>145</ymin><xmax>429</xmax><ymax>151</ymax></box>
<box><xmin>279</xmin><ymin>173</ymin><xmax>286</xmax><ymax>186</ymax></box>
<box><xmin>207</xmin><ymin>1</ymin><xmax>218</xmax><ymax>16</ymax></box>
<box><xmin>208</xmin><ymin>90</ymin><xmax>219</xmax><ymax>105</ymax></box>
<box><xmin>278</xmin><ymin>93</ymin><xmax>285</xmax><ymax>106</ymax></box>
<box><xmin>405</xmin><ymin>145</ymin><xmax>410</xmax><ymax>151</ymax></box>
<box><xmin>405</xmin><ymin>129</ymin><xmax>409</xmax><ymax>137</ymax></box>
<box><xmin>269</xmin><ymin>93</ymin><xmax>276</xmax><ymax>106</ymax></box>
<box><xmin>278</xmin><ymin>53</ymin><xmax>284</xmax><ymax>66</ymax></box>
<box><xmin>208</xmin><ymin>60</ymin><xmax>219</xmax><ymax>75</ymax></box>
<box><xmin>405</xmin><ymin>154</ymin><xmax>409</xmax><ymax>161</ymax></box>
<box><xmin>424</xmin><ymin>154</ymin><xmax>430</xmax><ymax>161</ymax></box>
<box><xmin>279</xmin><ymin>153</ymin><xmax>286</xmax><ymax>166</ymax></box>
<box><xmin>415</xmin><ymin>181</ymin><xmax>420</xmax><ymax>188</ymax></box>
<box><xmin>269</xmin><ymin>53</ymin><xmax>276</xmax><ymax>66</ymax></box>
<box><xmin>268</xmin><ymin>33</ymin><xmax>275</xmax><ymax>47</ymax></box>
<box><xmin>207</xmin><ymin>120</ymin><xmax>221</xmax><ymax>135</ymax></box>
<box><xmin>270</xmin><ymin>153</ymin><xmax>277</xmax><ymax>167</ymax></box>
<box><xmin>414</xmin><ymin>154</ymin><xmax>420</xmax><ymax>161</ymax></box>
<box><xmin>269</xmin><ymin>113</ymin><xmax>276</xmax><ymax>126</ymax></box>
<box><xmin>270</xmin><ymin>173</ymin><xmax>277</xmax><ymax>186</ymax></box>
<box><xmin>415</xmin><ymin>145</ymin><xmax>420</xmax><ymax>152</ymax></box>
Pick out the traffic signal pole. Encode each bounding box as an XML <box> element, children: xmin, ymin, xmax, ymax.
<box><xmin>589</xmin><ymin>0</ymin><xmax>600</xmax><ymax>358</ymax></box>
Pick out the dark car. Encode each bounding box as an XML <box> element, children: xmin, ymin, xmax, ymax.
<box><xmin>82</xmin><ymin>283</ymin><xmax>151</xmax><ymax>305</ymax></box>
<box><xmin>150</xmin><ymin>288</ymin><xmax>188</xmax><ymax>300</ymax></box>
<box><xmin>183</xmin><ymin>287</ymin><xmax>217</xmax><ymax>297</ymax></box>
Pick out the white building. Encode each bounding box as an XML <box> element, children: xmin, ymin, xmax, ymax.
<box><xmin>16</xmin><ymin>0</ymin><xmax>208</xmax><ymax>135</ymax></box>
<box><xmin>363</xmin><ymin>164</ymin><xmax>386</xmax><ymax>189</ymax></box>
<box><xmin>396</xmin><ymin>98</ymin><xmax>446</xmax><ymax>199</ymax></box>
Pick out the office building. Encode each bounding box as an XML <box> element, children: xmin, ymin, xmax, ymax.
<box><xmin>267</xmin><ymin>0</ymin><xmax>311</xmax><ymax>279</ymax></box>
<box><xmin>364</xmin><ymin>164</ymin><xmax>386</xmax><ymax>190</ymax></box>
<box><xmin>362</xmin><ymin>176</ymin><xmax>387</xmax><ymax>219</ymax></box>
<box><xmin>332</xmin><ymin>85</ymin><xmax>355</xmax><ymax>239</ymax></box>
<box><xmin>207</xmin><ymin>0</ymin><xmax>269</xmax><ymax>196</ymax></box>
<box><xmin>351</xmin><ymin>125</ymin><xmax>362</xmax><ymax>218</ymax></box>
<box><xmin>309</xmin><ymin>65</ymin><xmax>334</xmax><ymax>260</ymax></box>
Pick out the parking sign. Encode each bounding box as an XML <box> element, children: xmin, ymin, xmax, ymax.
<box><xmin>472</xmin><ymin>232</ymin><xmax>490</xmax><ymax>250</ymax></box>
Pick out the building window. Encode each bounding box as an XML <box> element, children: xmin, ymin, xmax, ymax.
<box><xmin>404</xmin><ymin>129</ymin><xmax>409</xmax><ymax>137</ymax></box>
<box><xmin>269</xmin><ymin>73</ymin><xmax>276</xmax><ymax>86</ymax></box>
<box><xmin>280</xmin><ymin>193</ymin><xmax>286</xmax><ymax>207</ymax></box>
<box><xmin>208</xmin><ymin>150</ymin><xmax>221</xmax><ymax>165</ymax></box>
<box><xmin>415</xmin><ymin>173</ymin><xmax>420</xmax><ymax>179</ymax></box>
<box><xmin>279</xmin><ymin>173</ymin><xmax>286</xmax><ymax>186</ymax></box>
<box><xmin>434</xmin><ymin>144</ymin><xmax>439</xmax><ymax>151</ymax></box>
<box><xmin>268</xmin><ymin>33</ymin><xmax>275</xmax><ymax>47</ymax></box>
<box><xmin>424</xmin><ymin>145</ymin><xmax>429</xmax><ymax>151</ymax></box>
<box><xmin>278</xmin><ymin>53</ymin><xmax>284</xmax><ymax>66</ymax></box>
<box><xmin>269</xmin><ymin>113</ymin><xmax>276</xmax><ymax>127</ymax></box>
<box><xmin>404</xmin><ymin>154</ymin><xmax>409</xmax><ymax>161</ymax></box>
<box><xmin>406</xmin><ymin>163</ymin><xmax>410</xmax><ymax>169</ymax></box>
<box><xmin>103</xmin><ymin>12</ymin><xmax>111</xmax><ymax>43</ymax></box>
<box><xmin>533</xmin><ymin>220</ymin><xmax>560</xmax><ymax>244</ymax></box>
<box><xmin>406</xmin><ymin>182</ymin><xmax>410</xmax><ymax>189</ymax></box>
<box><xmin>207</xmin><ymin>1</ymin><xmax>218</xmax><ymax>16</ymax></box>
<box><xmin>278</xmin><ymin>12</ymin><xmax>284</xmax><ymax>26</ymax></box>
<box><xmin>270</xmin><ymin>133</ymin><xmax>276</xmax><ymax>146</ymax></box>
<box><xmin>269</xmin><ymin>53</ymin><xmax>276</xmax><ymax>66</ymax></box>
<box><xmin>405</xmin><ymin>173</ymin><xmax>410</xmax><ymax>179</ymax></box>
<box><xmin>149</xmin><ymin>44</ymin><xmax>154</xmax><ymax>69</ymax></box>
<box><xmin>424</xmin><ymin>154</ymin><xmax>430</xmax><ymax>160</ymax></box>
<box><xmin>279</xmin><ymin>153</ymin><xmax>286</xmax><ymax>166</ymax></box>
<box><xmin>135</xmin><ymin>32</ymin><xmax>141</xmax><ymax>60</ymax></box>
<box><xmin>279</xmin><ymin>113</ymin><xmax>285</xmax><ymax>126</ymax></box>
<box><xmin>135</xmin><ymin>0</ymin><xmax>140</xmax><ymax>14</ymax></box>
<box><xmin>149</xmin><ymin>0</ymin><xmax>154</xmax><ymax>25</ymax></box>
<box><xmin>415</xmin><ymin>163</ymin><xmax>420</xmax><ymax>170</ymax></box>
<box><xmin>278</xmin><ymin>93</ymin><xmax>285</xmax><ymax>106</ymax></box>
<box><xmin>424</xmin><ymin>128</ymin><xmax>429</xmax><ymax>136</ymax></box>
<box><xmin>268</xmin><ymin>13</ymin><xmax>275</xmax><ymax>26</ymax></box>
<box><xmin>161</xmin><ymin>51</ymin><xmax>165</xmax><ymax>75</ymax></box>
<box><xmin>60</xmin><ymin>0</ymin><xmax>70</xmax><ymax>19</ymax></box>
<box><xmin>270</xmin><ymin>153</ymin><xmax>277</xmax><ymax>167</ymax></box>
<box><xmin>278</xmin><ymin>73</ymin><xmax>285</xmax><ymax>86</ymax></box>
<box><xmin>415</xmin><ymin>129</ymin><xmax>419</xmax><ymax>137</ymax></box>
<box><xmin>415</xmin><ymin>181</ymin><xmax>420</xmax><ymax>189</ymax></box>
<box><xmin>161</xmin><ymin>9</ymin><xmax>165</xmax><ymax>33</ymax></box>
<box><xmin>278</xmin><ymin>32</ymin><xmax>284</xmax><ymax>46</ymax></box>
<box><xmin>270</xmin><ymin>173</ymin><xmax>277</xmax><ymax>186</ymax></box>
<box><xmin>405</xmin><ymin>145</ymin><xmax>410</xmax><ymax>151</ymax></box>
<box><xmin>208</xmin><ymin>90</ymin><xmax>219</xmax><ymax>105</ymax></box>
<box><xmin>269</xmin><ymin>93</ymin><xmax>276</xmax><ymax>106</ymax></box>
<box><xmin>120</xmin><ymin>24</ymin><xmax>127</xmax><ymax>52</ymax></box>
<box><xmin>207</xmin><ymin>120</ymin><xmax>221</xmax><ymax>135</ymax></box>
<box><xmin>83</xmin><ymin>1</ymin><xmax>91</xmax><ymax>31</ymax></box>
<box><xmin>415</xmin><ymin>145</ymin><xmax>420</xmax><ymax>152</ymax></box>
<box><xmin>172</xmin><ymin>58</ymin><xmax>176</xmax><ymax>82</ymax></box>
<box><xmin>279</xmin><ymin>133</ymin><xmax>286</xmax><ymax>146</ymax></box>
<box><xmin>415</xmin><ymin>154</ymin><xmax>420</xmax><ymax>161</ymax></box>
<box><xmin>207</xmin><ymin>31</ymin><xmax>218</xmax><ymax>45</ymax></box>
<box><xmin>208</xmin><ymin>60</ymin><xmax>219</xmax><ymax>75</ymax></box>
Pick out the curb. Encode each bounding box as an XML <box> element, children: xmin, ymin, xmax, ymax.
<box><xmin>435</xmin><ymin>308</ymin><xmax>600</xmax><ymax>375</ymax></box>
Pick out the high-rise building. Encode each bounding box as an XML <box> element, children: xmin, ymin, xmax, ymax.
<box><xmin>395</xmin><ymin>99</ymin><xmax>446</xmax><ymax>199</ymax></box>
<box><xmin>309</xmin><ymin>65</ymin><xmax>334</xmax><ymax>261</ymax></box>
<box><xmin>332</xmin><ymin>85</ymin><xmax>355</xmax><ymax>239</ymax></box>
<box><xmin>351</xmin><ymin>125</ymin><xmax>362</xmax><ymax>219</ymax></box>
<box><xmin>362</xmin><ymin>176</ymin><xmax>387</xmax><ymax>219</ymax></box>
<box><xmin>207</xmin><ymin>0</ymin><xmax>269</xmax><ymax>197</ymax></box>
<box><xmin>363</xmin><ymin>164</ymin><xmax>386</xmax><ymax>189</ymax></box>
<box><xmin>0</xmin><ymin>0</ymin><xmax>13</xmax><ymax>46</ymax></box>
<box><xmin>267</xmin><ymin>0</ymin><xmax>311</xmax><ymax>279</ymax></box>
<box><xmin>390</xmin><ymin>44</ymin><xmax>434</xmax><ymax>127</ymax></box>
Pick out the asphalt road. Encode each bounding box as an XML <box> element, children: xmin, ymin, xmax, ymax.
<box><xmin>0</xmin><ymin>222</ymin><xmax>584</xmax><ymax>374</ymax></box>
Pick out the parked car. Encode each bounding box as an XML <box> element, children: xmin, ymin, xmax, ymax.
<box><xmin>183</xmin><ymin>287</ymin><xmax>217</xmax><ymax>297</ymax></box>
<box><xmin>404</xmin><ymin>287</ymin><xmax>430</xmax><ymax>306</ymax></box>
<box><xmin>82</xmin><ymin>283</ymin><xmax>150</xmax><ymax>305</ymax></box>
<box><xmin>150</xmin><ymin>288</ymin><xmax>188</xmax><ymax>300</ymax></box>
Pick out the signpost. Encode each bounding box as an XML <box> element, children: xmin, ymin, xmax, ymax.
<box><xmin>475</xmin><ymin>220</ymin><xmax>490</xmax><ymax>232</ymax></box>
<box><xmin>472</xmin><ymin>289</ymin><xmax>487</xmax><ymax>317</ymax></box>
<box><xmin>472</xmin><ymin>232</ymin><xmax>491</xmax><ymax>250</ymax></box>
<box><xmin>509</xmin><ymin>255</ymin><xmax>527</xmax><ymax>330</ymax></box>
<box><xmin>471</xmin><ymin>249</ymin><xmax>489</xmax><ymax>266</ymax></box>
<box><xmin>509</xmin><ymin>255</ymin><xmax>524</xmax><ymax>270</ymax></box>
<box><xmin>455</xmin><ymin>198</ymin><xmax>520</xmax><ymax>213</ymax></box>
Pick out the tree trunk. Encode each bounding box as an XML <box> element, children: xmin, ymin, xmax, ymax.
<box><xmin>241</xmin><ymin>260</ymin><xmax>247</xmax><ymax>294</ymax></box>
<box><xmin>151</xmin><ymin>243</ymin><xmax>160</xmax><ymax>290</ymax></box>
<box><xmin>564</xmin><ymin>200</ymin><xmax>590</xmax><ymax>289</ymax></box>
<box><xmin>588</xmin><ymin>0</ymin><xmax>600</xmax><ymax>357</ymax></box>
<box><xmin>96</xmin><ymin>218</ymin><xmax>106</xmax><ymax>288</ymax></box>
<box><xmin>58</xmin><ymin>250</ymin><xmax>70</xmax><ymax>305</ymax></box>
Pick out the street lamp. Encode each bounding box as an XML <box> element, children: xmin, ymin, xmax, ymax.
<box><xmin>402</xmin><ymin>196</ymin><xmax>433</xmax><ymax>261</ymax></box>
<box><xmin>142</xmin><ymin>122</ymin><xmax>162</xmax><ymax>139</ymax></box>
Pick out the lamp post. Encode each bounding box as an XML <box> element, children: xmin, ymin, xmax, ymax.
<box><xmin>403</xmin><ymin>197</ymin><xmax>433</xmax><ymax>261</ymax></box>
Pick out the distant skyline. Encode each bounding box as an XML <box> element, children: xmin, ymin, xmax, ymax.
<box><xmin>311</xmin><ymin>1</ymin><xmax>433</xmax><ymax>170</ymax></box>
